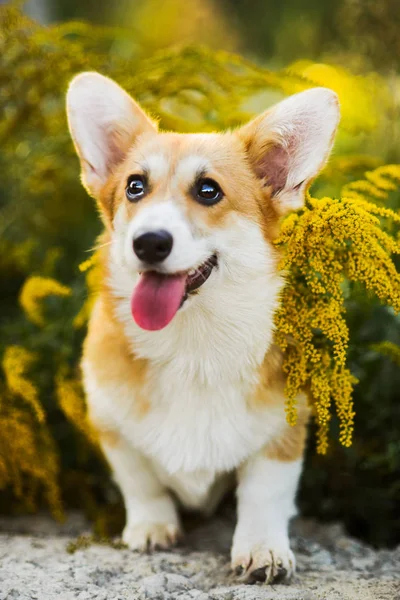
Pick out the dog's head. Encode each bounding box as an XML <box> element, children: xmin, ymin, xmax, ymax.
<box><xmin>67</xmin><ymin>73</ymin><xmax>339</xmax><ymax>332</ymax></box>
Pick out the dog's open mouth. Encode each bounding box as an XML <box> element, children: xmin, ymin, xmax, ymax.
<box><xmin>131</xmin><ymin>254</ymin><xmax>218</xmax><ymax>331</ymax></box>
<box><xmin>181</xmin><ymin>253</ymin><xmax>218</xmax><ymax>304</ymax></box>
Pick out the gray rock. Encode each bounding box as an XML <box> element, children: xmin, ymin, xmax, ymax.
<box><xmin>0</xmin><ymin>513</ymin><xmax>399</xmax><ymax>600</ymax></box>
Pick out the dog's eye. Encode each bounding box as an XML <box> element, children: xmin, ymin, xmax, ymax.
<box><xmin>195</xmin><ymin>178</ymin><xmax>223</xmax><ymax>206</ymax></box>
<box><xmin>126</xmin><ymin>175</ymin><xmax>147</xmax><ymax>202</ymax></box>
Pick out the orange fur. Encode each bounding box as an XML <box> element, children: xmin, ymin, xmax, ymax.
<box><xmin>83</xmin><ymin>296</ymin><xmax>150</xmax><ymax>422</ymax></box>
<box><xmin>264</xmin><ymin>403</ymin><xmax>309</xmax><ymax>462</ymax></box>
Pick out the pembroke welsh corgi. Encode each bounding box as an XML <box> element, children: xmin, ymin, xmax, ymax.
<box><xmin>66</xmin><ymin>73</ymin><xmax>339</xmax><ymax>584</ymax></box>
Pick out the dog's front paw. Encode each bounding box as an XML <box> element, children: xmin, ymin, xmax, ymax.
<box><xmin>231</xmin><ymin>538</ymin><xmax>295</xmax><ymax>584</ymax></box>
<box><xmin>123</xmin><ymin>522</ymin><xmax>181</xmax><ymax>552</ymax></box>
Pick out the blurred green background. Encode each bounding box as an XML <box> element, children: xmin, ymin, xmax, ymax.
<box><xmin>24</xmin><ymin>0</ymin><xmax>400</xmax><ymax>74</ymax></box>
<box><xmin>24</xmin><ymin>0</ymin><xmax>400</xmax><ymax>162</ymax></box>
<box><xmin>1</xmin><ymin>0</ymin><xmax>399</xmax><ymax>548</ymax></box>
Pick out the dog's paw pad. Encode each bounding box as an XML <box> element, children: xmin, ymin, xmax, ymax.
<box><xmin>123</xmin><ymin>522</ymin><xmax>181</xmax><ymax>552</ymax></box>
<box><xmin>247</xmin><ymin>566</ymin><xmax>268</xmax><ymax>584</ymax></box>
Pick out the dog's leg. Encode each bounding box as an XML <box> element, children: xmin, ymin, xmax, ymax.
<box><xmin>100</xmin><ymin>432</ymin><xmax>181</xmax><ymax>551</ymax></box>
<box><xmin>231</xmin><ymin>422</ymin><xmax>307</xmax><ymax>584</ymax></box>
<box><xmin>82</xmin><ymin>300</ymin><xmax>181</xmax><ymax>550</ymax></box>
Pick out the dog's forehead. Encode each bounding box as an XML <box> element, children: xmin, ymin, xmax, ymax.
<box><xmin>128</xmin><ymin>132</ymin><xmax>244</xmax><ymax>182</ymax></box>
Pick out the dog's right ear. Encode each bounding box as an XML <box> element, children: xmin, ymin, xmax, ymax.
<box><xmin>66</xmin><ymin>72</ymin><xmax>157</xmax><ymax>198</ymax></box>
<box><xmin>238</xmin><ymin>87</ymin><xmax>339</xmax><ymax>215</ymax></box>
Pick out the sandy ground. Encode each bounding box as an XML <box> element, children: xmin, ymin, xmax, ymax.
<box><xmin>0</xmin><ymin>511</ymin><xmax>399</xmax><ymax>600</ymax></box>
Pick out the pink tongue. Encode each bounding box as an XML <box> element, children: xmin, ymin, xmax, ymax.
<box><xmin>131</xmin><ymin>272</ymin><xmax>186</xmax><ymax>331</ymax></box>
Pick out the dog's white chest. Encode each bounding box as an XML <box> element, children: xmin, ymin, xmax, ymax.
<box><xmin>117</xmin><ymin>365</ymin><xmax>285</xmax><ymax>475</ymax></box>
<box><xmin>108</xmin><ymin>370</ymin><xmax>285</xmax><ymax>511</ymax></box>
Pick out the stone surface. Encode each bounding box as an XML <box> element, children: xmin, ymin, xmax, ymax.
<box><xmin>0</xmin><ymin>512</ymin><xmax>399</xmax><ymax>599</ymax></box>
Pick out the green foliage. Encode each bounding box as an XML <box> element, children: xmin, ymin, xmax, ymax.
<box><xmin>0</xmin><ymin>5</ymin><xmax>399</xmax><ymax>547</ymax></box>
<box><xmin>301</xmin><ymin>301</ymin><xmax>400</xmax><ymax>547</ymax></box>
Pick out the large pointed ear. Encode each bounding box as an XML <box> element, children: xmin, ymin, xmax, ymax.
<box><xmin>66</xmin><ymin>72</ymin><xmax>157</xmax><ymax>197</ymax></box>
<box><xmin>238</xmin><ymin>87</ymin><xmax>340</xmax><ymax>214</ymax></box>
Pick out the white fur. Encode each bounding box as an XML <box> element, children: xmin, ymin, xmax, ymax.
<box><xmin>231</xmin><ymin>455</ymin><xmax>302</xmax><ymax>580</ymax></box>
<box><xmin>142</xmin><ymin>153</ymin><xmax>169</xmax><ymax>180</ymax></box>
<box><xmin>174</xmin><ymin>155</ymin><xmax>211</xmax><ymax>186</ymax></box>
<box><xmin>99</xmin><ymin>432</ymin><xmax>180</xmax><ymax>550</ymax></box>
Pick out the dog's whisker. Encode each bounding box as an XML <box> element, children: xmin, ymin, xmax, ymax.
<box><xmin>86</xmin><ymin>241</ymin><xmax>112</xmax><ymax>252</ymax></box>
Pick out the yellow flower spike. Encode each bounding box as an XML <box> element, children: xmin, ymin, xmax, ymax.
<box><xmin>55</xmin><ymin>371</ymin><xmax>98</xmax><ymax>446</ymax></box>
<box><xmin>342</xmin><ymin>180</ymin><xmax>388</xmax><ymax>200</ymax></box>
<box><xmin>342</xmin><ymin>165</ymin><xmax>400</xmax><ymax>207</ymax></box>
<box><xmin>74</xmin><ymin>253</ymin><xmax>102</xmax><ymax>329</ymax></box>
<box><xmin>2</xmin><ymin>346</ymin><xmax>45</xmax><ymax>423</ymax></box>
<box><xmin>370</xmin><ymin>341</ymin><xmax>400</xmax><ymax>366</ymax></box>
<box><xmin>0</xmin><ymin>397</ymin><xmax>62</xmax><ymax>519</ymax></box>
<box><xmin>19</xmin><ymin>276</ymin><xmax>72</xmax><ymax>327</ymax></box>
<box><xmin>365</xmin><ymin>171</ymin><xmax>397</xmax><ymax>192</ymax></box>
<box><xmin>275</xmin><ymin>164</ymin><xmax>400</xmax><ymax>452</ymax></box>
<box><xmin>367</xmin><ymin>164</ymin><xmax>400</xmax><ymax>186</ymax></box>
<box><xmin>78</xmin><ymin>255</ymin><xmax>98</xmax><ymax>273</ymax></box>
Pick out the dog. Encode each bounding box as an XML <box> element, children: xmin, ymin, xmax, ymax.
<box><xmin>66</xmin><ymin>72</ymin><xmax>339</xmax><ymax>584</ymax></box>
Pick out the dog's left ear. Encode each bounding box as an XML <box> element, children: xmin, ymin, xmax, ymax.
<box><xmin>66</xmin><ymin>72</ymin><xmax>157</xmax><ymax>198</ymax></box>
<box><xmin>238</xmin><ymin>87</ymin><xmax>340</xmax><ymax>214</ymax></box>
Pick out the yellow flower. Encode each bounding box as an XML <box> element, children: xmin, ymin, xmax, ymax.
<box><xmin>78</xmin><ymin>255</ymin><xmax>98</xmax><ymax>273</ymax></box>
<box><xmin>19</xmin><ymin>276</ymin><xmax>71</xmax><ymax>326</ymax></box>
<box><xmin>370</xmin><ymin>341</ymin><xmax>400</xmax><ymax>367</ymax></box>
<box><xmin>73</xmin><ymin>253</ymin><xmax>102</xmax><ymax>329</ymax></box>
<box><xmin>0</xmin><ymin>396</ymin><xmax>62</xmax><ymax>518</ymax></box>
<box><xmin>366</xmin><ymin>165</ymin><xmax>400</xmax><ymax>190</ymax></box>
<box><xmin>342</xmin><ymin>180</ymin><xmax>388</xmax><ymax>201</ymax></box>
<box><xmin>55</xmin><ymin>371</ymin><xmax>98</xmax><ymax>446</ymax></box>
<box><xmin>342</xmin><ymin>164</ymin><xmax>400</xmax><ymax>204</ymax></box>
<box><xmin>275</xmin><ymin>165</ymin><xmax>400</xmax><ymax>453</ymax></box>
<box><xmin>2</xmin><ymin>346</ymin><xmax>45</xmax><ymax>423</ymax></box>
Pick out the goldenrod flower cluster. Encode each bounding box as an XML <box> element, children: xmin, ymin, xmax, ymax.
<box><xmin>275</xmin><ymin>166</ymin><xmax>400</xmax><ymax>453</ymax></box>
<box><xmin>0</xmin><ymin>400</ymin><xmax>62</xmax><ymax>516</ymax></box>
<box><xmin>2</xmin><ymin>346</ymin><xmax>45</xmax><ymax>424</ymax></box>
<box><xmin>0</xmin><ymin>348</ymin><xmax>62</xmax><ymax>516</ymax></box>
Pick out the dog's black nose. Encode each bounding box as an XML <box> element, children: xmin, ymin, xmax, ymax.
<box><xmin>133</xmin><ymin>230</ymin><xmax>173</xmax><ymax>264</ymax></box>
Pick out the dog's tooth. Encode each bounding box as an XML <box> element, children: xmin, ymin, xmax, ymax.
<box><xmin>188</xmin><ymin>269</ymin><xmax>196</xmax><ymax>276</ymax></box>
